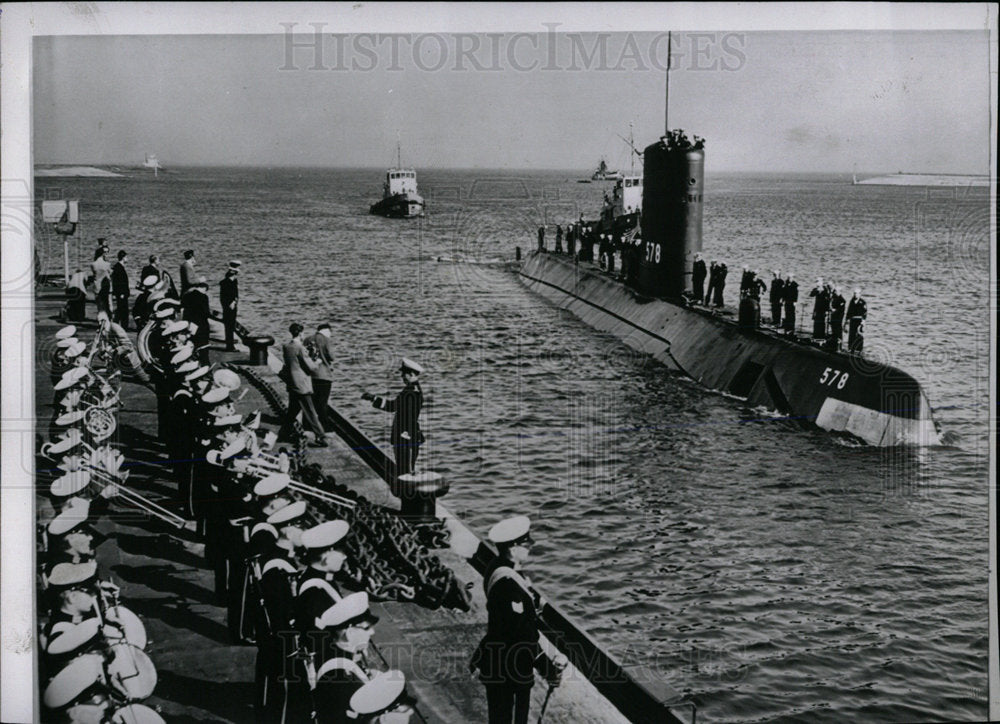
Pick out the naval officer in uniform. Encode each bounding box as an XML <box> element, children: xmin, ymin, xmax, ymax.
<box><xmin>471</xmin><ymin>516</ymin><xmax>565</xmax><ymax>724</ymax></box>
<box><xmin>363</xmin><ymin>358</ymin><xmax>425</xmax><ymax>477</ymax></box>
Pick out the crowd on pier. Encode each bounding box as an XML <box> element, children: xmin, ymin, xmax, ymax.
<box><xmin>537</xmin><ymin>225</ymin><xmax>870</xmax><ymax>353</ymax></box>
<box><xmin>43</xmin><ymin>239</ymin><xmax>567</xmax><ymax>724</ymax></box>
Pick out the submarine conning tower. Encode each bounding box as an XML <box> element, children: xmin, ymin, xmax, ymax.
<box><xmin>637</xmin><ymin>131</ymin><xmax>705</xmax><ymax>299</ymax></box>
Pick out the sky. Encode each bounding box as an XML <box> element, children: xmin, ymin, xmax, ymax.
<box><xmin>32</xmin><ymin>28</ymin><xmax>992</xmax><ymax>173</ymax></box>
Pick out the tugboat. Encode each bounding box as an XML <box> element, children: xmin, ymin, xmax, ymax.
<box><xmin>594</xmin><ymin>127</ymin><xmax>644</xmax><ymax>237</ymax></box>
<box><xmin>590</xmin><ymin>157</ymin><xmax>622</xmax><ymax>181</ymax></box>
<box><xmin>369</xmin><ymin>142</ymin><xmax>425</xmax><ymax>218</ymax></box>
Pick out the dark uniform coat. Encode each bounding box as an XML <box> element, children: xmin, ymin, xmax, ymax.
<box><xmin>181</xmin><ymin>288</ymin><xmax>211</xmax><ymax>350</ymax></box>
<box><xmin>692</xmin><ymin>258</ymin><xmax>707</xmax><ymax>301</ymax></box>
<box><xmin>471</xmin><ymin>557</ymin><xmax>540</xmax><ymax>687</ymax></box>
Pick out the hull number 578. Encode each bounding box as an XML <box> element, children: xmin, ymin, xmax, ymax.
<box><xmin>819</xmin><ymin>367</ymin><xmax>849</xmax><ymax>389</ymax></box>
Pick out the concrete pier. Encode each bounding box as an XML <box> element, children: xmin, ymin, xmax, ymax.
<box><xmin>34</xmin><ymin>285</ymin><xmax>683</xmax><ymax>722</ymax></box>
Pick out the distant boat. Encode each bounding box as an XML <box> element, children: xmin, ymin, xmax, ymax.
<box><xmin>142</xmin><ymin>154</ymin><xmax>162</xmax><ymax>177</ymax></box>
<box><xmin>590</xmin><ymin>157</ymin><xmax>622</xmax><ymax>181</ymax></box>
<box><xmin>369</xmin><ymin>141</ymin><xmax>425</xmax><ymax>218</ymax></box>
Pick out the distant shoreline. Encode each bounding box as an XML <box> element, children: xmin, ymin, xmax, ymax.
<box><xmin>854</xmin><ymin>173</ymin><xmax>990</xmax><ymax>187</ymax></box>
<box><xmin>34</xmin><ymin>166</ymin><xmax>124</xmax><ymax>178</ymax></box>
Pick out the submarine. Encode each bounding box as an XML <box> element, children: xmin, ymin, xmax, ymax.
<box><xmin>519</xmin><ymin>133</ymin><xmax>941</xmax><ymax>447</ymax></box>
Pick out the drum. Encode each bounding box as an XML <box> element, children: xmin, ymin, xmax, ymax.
<box><xmin>110</xmin><ymin>704</ymin><xmax>166</xmax><ymax>724</ymax></box>
<box><xmin>105</xmin><ymin>643</ymin><xmax>157</xmax><ymax>701</ymax></box>
<box><xmin>103</xmin><ymin>605</ymin><xmax>148</xmax><ymax>650</ymax></box>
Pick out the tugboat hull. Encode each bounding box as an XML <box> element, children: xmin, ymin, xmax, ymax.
<box><xmin>519</xmin><ymin>252</ymin><xmax>940</xmax><ymax>447</ymax></box>
<box><xmin>370</xmin><ymin>193</ymin><xmax>424</xmax><ymax>218</ymax></box>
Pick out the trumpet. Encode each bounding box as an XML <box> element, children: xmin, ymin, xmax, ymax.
<box><xmin>285</xmin><ymin>478</ymin><xmax>356</xmax><ymax>511</ymax></box>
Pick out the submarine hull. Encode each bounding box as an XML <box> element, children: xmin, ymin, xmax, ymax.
<box><xmin>520</xmin><ymin>252</ymin><xmax>940</xmax><ymax>447</ymax></box>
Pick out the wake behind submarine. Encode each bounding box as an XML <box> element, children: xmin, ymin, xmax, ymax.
<box><xmin>519</xmin><ymin>133</ymin><xmax>941</xmax><ymax>447</ymax></box>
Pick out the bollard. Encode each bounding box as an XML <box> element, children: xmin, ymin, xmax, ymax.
<box><xmin>391</xmin><ymin>471</ymin><xmax>449</xmax><ymax>525</ymax></box>
<box><xmin>247</xmin><ymin>335</ymin><xmax>275</xmax><ymax>365</ymax></box>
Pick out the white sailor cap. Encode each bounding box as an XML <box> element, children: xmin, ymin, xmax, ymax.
<box><xmin>348</xmin><ymin>670</ymin><xmax>408</xmax><ymax>717</ymax></box>
<box><xmin>55</xmin><ymin>409</ymin><xmax>87</xmax><ymax>426</ymax></box>
<box><xmin>49</xmin><ymin>470</ymin><xmax>92</xmax><ymax>498</ymax></box>
<box><xmin>202</xmin><ymin>386</ymin><xmax>230</xmax><ymax>404</ymax></box>
<box><xmin>162</xmin><ymin>320</ymin><xmax>188</xmax><ymax>337</ymax></box>
<box><xmin>141</xmin><ymin>274</ymin><xmax>159</xmax><ymax>288</ymax></box>
<box><xmin>169</xmin><ymin>346</ymin><xmax>194</xmax><ymax>365</ymax></box>
<box><xmin>253</xmin><ymin>473</ymin><xmax>291</xmax><ymax>497</ymax></box>
<box><xmin>173</xmin><ymin>359</ymin><xmax>200</xmax><ymax>375</ymax></box>
<box><xmin>317</xmin><ymin>591</ymin><xmax>377</xmax><ymax>630</ymax></box>
<box><xmin>46</xmin><ymin>617</ymin><xmax>101</xmax><ymax>656</ymax></box>
<box><xmin>212</xmin><ymin>413</ymin><xmax>243</xmax><ymax>427</ymax></box>
<box><xmin>216</xmin><ymin>435</ymin><xmax>246</xmax><ymax>462</ymax></box>
<box><xmin>47</xmin><ymin>560</ymin><xmax>98</xmax><ymax>589</ymax></box>
<box><xmin>47</xmin><ymin>429</ymin><xmax>83</xmax><ymax>454</ymax></box>
<box><xmin>54</xmin><ymin>367</ymin><xmax>89</xmax><ymax>391</ymax></box>
<box><xmin>184</xmin><ymin>365</ymin><xmax>211</xmax><ymax>383</ymax></box>
<box><xmin>488</xmin><ymin>515</ymin><xmax>532</xmax><ymax>546</ymax></box>
<box><xmin>147</xmin><ymin>289</ymin><xmax>167</xmax><ymax>304</ymax></box>
<box><xmin>267</xmin><ymin>499</ymin><xmax>307</xmax><ymax>525</ymax></box>
<box><xmin>110</xmin><ymin>704</ymin><xmax>167</xmax><ymax>724</ymax></box>
<box><xmin>153</xmin><ymin>297</ymin><xmax>180</xmax><ymax>311</ymax></box>
<box><xmin>65</xmin><ymin>341</ymin><xmax>88</xmax><ymax>359</ymax></box>
<box><xmin>300</xmin><ymin>520</ymin><xmax>350</xmax><ymax>550</ymax></box>
<box><xmin>48</xmin><ymin>497</ymin><xmax>92</xmax><ymax>536</ymax></box>
<box><xmin>56</xmin><ymin>336</ymin><xmax>80</xmax><ymax>349</ymax></box>
<box><xmin>152</xmin><ymin>307</ymin><xmax>176</xmax><ymax>320</ymax></box>
<box><xmin>186</xmin><ymin>322</ymin><xmax>199</xmax><ymax>335</ymax></box>
<box><xmin>400</xmin><ymin>358</ymin><xmax>424</xmax><ymax>375</ymax></box>
<box><xmin>212</xmin><ymin>368</ymin><xmax>242</xmax><ymax>390</ymax></box>
<box><xmin>55</xmin><ymin>325</ymin><xmax>78</xmax><ymax>340</ymax></box>
<box><xmin>42</xmin><ymin>653</ymin><xmax>105</xmax><ymax>709</ymax></box>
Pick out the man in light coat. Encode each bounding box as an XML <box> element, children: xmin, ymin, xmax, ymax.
<box><xmin>309</xmin><ymin>322</ymin><xmax>336</xmax><ymax>433</ymax></box>
<box><xmin>280</xmin><ymin>322</ymin><xmax>327</xmax><ymax>447</ymax></box>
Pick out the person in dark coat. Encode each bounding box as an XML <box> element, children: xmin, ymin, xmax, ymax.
<box><xmin>536</xmin><ymin>226</ymin><xmax>545</xmax><ymax>251</ymax></box>
<box><xmin>769</xmin><ymin>271</ymin><xmax>784</xmax><ymax>327</ymax></box>
<box><xmin>140</xmin><ymin>255</ymin><xmax>161</xmax><ymax>284</ymax></box>
<box><xmin>782</xmin><ymin>273</ymin><xmax>799</xmax><ymax>336</ymax></box>
<box><xmin>828</xmin><ymin>287</ymin><xmax>846</xmax><ymax>351</ymax></box>
<box><xmin>809</xmin><ymin>277</ymin><xmax>830</xmax><ymax>339</ymax></box>
<box><xmin>751</xmin><ymin>270</ymin><xmax>767</xmax><ymax>301</ymax></box>
<box><xmin>110</xmin><ymin>250</ymin><xmax>130</xmax><ymax>329</ymax></box>
<box><xmin>554</xmin><ymin>225</ymin><xmax>563</xmax><ymax>253</ymax></box>
<box><xmin>363</xmin><ymin>358</ymin><xmax>425</xmax><ymax>477</ymax></box>
<box><xmin>739</xmin><ymin>266</ymin><xmax>753</xmax><ymax>297</ymax></box>
<box><xmin>847</xmin><ymin>288</ymin><xmax>868</xmax><ymax>353</ymax></box>
<box><xmin>704</xmin><ymin>260</ymin><xmax>717</xmax><ymax>305</ymax></box>
<box><xmin>182</xmin><ymin>278</ymin><xmax>212</xmax><ymax>363</ymax></box>
<box><xmin>691</xmin><ymin>253</ymin><xmax>707</xmax><ymax>304</ymax></box>
<box><xmin>713</xmin><ymin>262</ymin><xmax>728</xmax><ymax>307</ymax></box>
<box><xmin>219</xmin><ymin>263</ymin><xmax>240</xmax><ymax>351</ymax></box>
<box><xmin>470</xmin><ymin>516</ymin><xmax>564</xmax><ymax>724</ymax></box>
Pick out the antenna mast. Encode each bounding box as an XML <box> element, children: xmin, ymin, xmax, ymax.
<box><xmin>396</xmin><ymin>133</ymin><xmax>401</xmax><ymax>168</ymax></box>
<box><xmin>664</xmin><ymin>31</ymin><xmax>671</xmax><ymax>133</ymax></box>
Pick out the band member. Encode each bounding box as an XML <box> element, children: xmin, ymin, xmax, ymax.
<box><xmin>471</xmin><ymin>516</ymin><xmax>565</xmax><ymax>724</ymax></box>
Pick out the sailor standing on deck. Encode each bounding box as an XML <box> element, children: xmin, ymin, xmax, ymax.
<box><xmin>692</xmin><ymin>253</ymin><xmax>707</xmax><ymax>304</ymax></box>
<box><xmin>847</xmin><ymin>289</ymin><xmax>867</xmax><ymax>353</ymax></box>
<box><xmin>471</xmin><ymin>516</ymin><xmax>565</xmax><ymax>724</ymax></box>
<box><xmin>713</xmin><ymin>262</ymin><xmax>728</xmax><ymax>307</ymax></box>
<box><xmin>782</xmin><ymin>273</ymin><xmax>799</xmax><ymax>336</ymax></box>
<box><xmin>182</xmin><ymin>278</ymin><xmax>212</xmax><ymax>364</ymax></box>
<box><xmin>809</xmin><ymin>277</ymin><xmax>830</xmax><ymax>340</ymax></box>
<box><xmin>828</xmin><ymin>287</ymin><xmax>846</xmax><ymax>351</ymax></box>
<box><xmin>363</xmin><ymin>358</ymin><xmax>425</xmax><ymax>477</ymax></box>
<box><xmin>769</xmin><ymin>271</ymin><xmax>784</xmax><ymax>327</ymax></box>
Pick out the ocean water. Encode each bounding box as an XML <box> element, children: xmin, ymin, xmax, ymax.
<box><xmin>35</xmin><ymin>168</ymin><xmax>991</xmax><ymax>722</ymax></box>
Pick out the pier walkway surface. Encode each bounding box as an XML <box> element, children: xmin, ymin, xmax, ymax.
<box><xmin>33</xmin><ymin>285</ymin><xmax>663</xmax><ymax>723</ymax></box>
